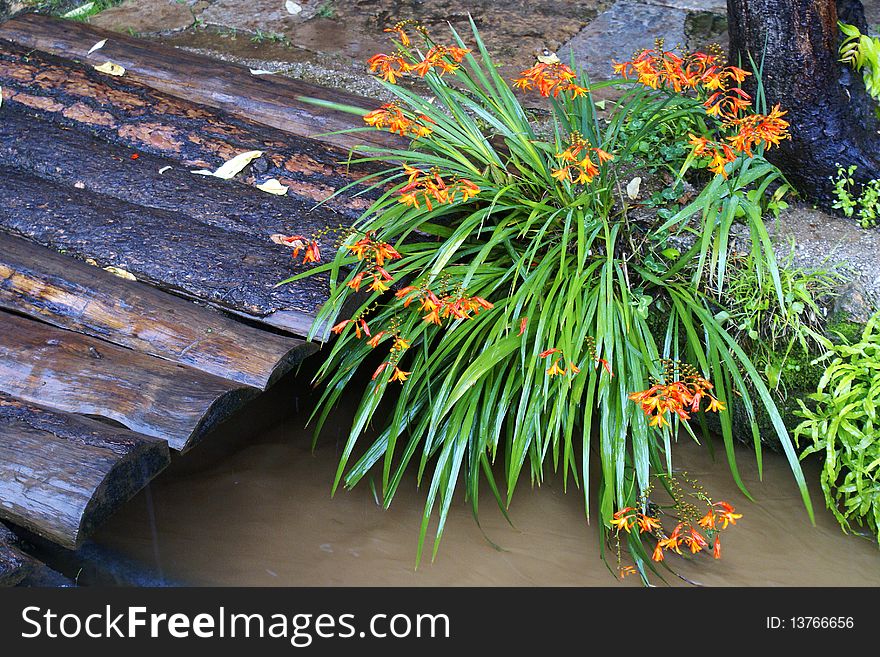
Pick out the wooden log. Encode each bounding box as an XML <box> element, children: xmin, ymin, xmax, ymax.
<box><xmin>0</xmin><ymin>522</ymin><xmax>33</xmax><ymax>586</ymax></box>
<box><xmin>0</xmin><ymin>394</ymin><xmax>170</xmax><ymax>549</ymax></box>
<box><xmin>0</xmin><ymin>107</ymin><xmax>346</xmax><ymax>243</ymax></box>
<box><xmin>0</xmin><ymin>168</ymin><xmax>332</xmax><ymax>329</ymax></box>
<box><xmin>0</xmin><ymin>13</ymin><xmax>401</xmax><ymax>153</ymax></box>
<box><xmin>0</xmin><ymin>311</ymin><xmax>258</xmax><ymax>452</ymax></box>
<box><xmin>0</xmin><ymin>38</ymin><xmax>378</xmax><ymax>220</ymax></box>
<box><xmin>0</xmin><ymin>232</ymin><xmax>316</xmax><ymax>390</ymax></box>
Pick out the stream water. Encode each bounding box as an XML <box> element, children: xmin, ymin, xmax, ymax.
<box><xmin>87</xmin><ymin>375</ymin><xmax>879</xmax><ymax>587</ymax></box>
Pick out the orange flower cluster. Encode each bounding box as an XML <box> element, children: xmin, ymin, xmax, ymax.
<box><xmin>395</xmin><ymin>285</ymin><xmax>493</xmax><ymax>325</ymax></box>
<box><xmin>397</xmin><ymin>164</ymin><xmax>480</xmax><ymax>210</ymax></box>
<box><xmin>552</xmin><ymin>132</ymin><xmax>613</xmax><ymax>185</ymax></box>
<box><xmin>363</xmin><ymin>102</ymin><xmax>436</xmax><ymax>138</ymax></box>
<box><xmin>345</xmin><ymin>231</ymin><xmax>403</xmax><ymax>294</ymax></box>
<box><xmin>612</xmin><ymin>47</ymin><xmax>748</xmax><ymax>95</ymax></box>
<box><xmin>628</xmin><ymin>360</ymin><xmax>725</xmax><ymax>428</ymax></box>
<box><xmin>366</xmin><ymin>43</ymin><xmax>470</xmax><ymax>84</ymax></box>
<box><xmin>366</xmin><ymin>52</ymin><xmax>410</xmax><ymax>84</ymax></box>
<box><xmin>410</xmin><ymin>44</ymin><xmax>471</xmax><ymax>77</ymax></box>
<box><xmin>514</xmin><ymin>61</ymin><xmax>588</xmax><ymax>98</ymax></box>
<box><xmin>539</xmin><ymin>348</ymin><xmax>580</xmax><ymax>377</ymax></box>
<box><xmin>270</xmin><ymin>233</ymin><xmax>320</xmax><ymax>264</ymax></box>
<box><xmin>610</xmin><ymin>507</ymin><xmax>663</xmax><ymax>534</ymax></box>
<box><xmin>688</xmin><ymin>134</ymin><xmax>737</xmax><ymax>177</ymax></box>
<box><xmin>725</xmin><ymin>104</ymin><xmax>790</xmax><ymax>156</ymax></box>
<box><xmin>331</xmin><ymin>316</ymin><xmax>412</xmax><ymax>384</ymax></box>
<box><xmin>611</xmin><ymin>498</ymin><xmax>741</xmax><ymax>563</ymax></box>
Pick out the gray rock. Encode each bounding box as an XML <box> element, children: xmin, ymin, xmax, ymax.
<box><xmin>559</xmin><ymin>1</ymin><xmax>688</xmax><ymax>81</ymax></box>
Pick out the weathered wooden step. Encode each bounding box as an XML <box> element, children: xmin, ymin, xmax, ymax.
<box><xmin>0</xmin><ymin>311</ymin><xmax>258</xmax><ymax>452</ymax></box>
<box><xmin>0</xmin><ymin>38</ymin><xmax>376</xmax><ymax>220</ymax></box>
<box><xmin>0</xmin><ymin>522</ymin><xmax>33</xmax><ymax>586</ymax></box>
<box><xmin>0</xmin><ymin>13</ymin><xmax>401</xmax><ymax>153</ymax></box>
<box><xmin>0</xmin><ymin>232</ymin><xmax>315</xmax><ymax>390</ymax></box>
<box><xmin>0</xmin><ymin>169</ymin><xmax>331</xmax><ymax>332</ymax></box>
<box><xmin>0</xmin><ymin>395</ymin><xmax>170</xmax><ymax>550</ymax></box>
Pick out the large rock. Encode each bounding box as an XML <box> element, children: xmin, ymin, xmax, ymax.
<box><xmin>90</xmin><ymin>0</ymin><xmax>200</xmax><ymax>34</ymax></box>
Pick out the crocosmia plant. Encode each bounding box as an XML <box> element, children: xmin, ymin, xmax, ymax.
<box><xmin>280</xmin><ymin>18</ymin><xmax>813</xmax><ymax>581</ymax></box>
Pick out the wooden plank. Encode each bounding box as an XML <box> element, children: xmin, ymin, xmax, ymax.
<box><xmin>0</xmin><ymin>232</ymin><xmax>316</xmax><ymax>390</ymax></box>
<box><xmin>0</xmin><ymin>311</ymin><xmax>258</xmax><ymax>452</ymax></box>
<box><xmin>0</xmin><ymin>394</ymin><xmax>170</xmax><ymax>549</ymax></box>
<box><xmin>0</xmin><ymin>522</ymin><xmax>33</xmax><ymax>586</ymax></box>
<box><xmin>0</xmin><ymin>168</ymin><xmax>331</xmax><ymax>327</ymax></box>
<box><xmin>0</xmin><ymin>13</ymin><xmax>402</xmax><ymax>153</ymax></box>
<box><xmin>0</xmin><ymin>38</ymin><xmax>378</xmax><ymax>220</ymax></box>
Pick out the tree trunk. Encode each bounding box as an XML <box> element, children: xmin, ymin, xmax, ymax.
<box><xmin>727</xmin><ymin>0</ymin><xmax>880</xmax><ymax>207</ymax></box>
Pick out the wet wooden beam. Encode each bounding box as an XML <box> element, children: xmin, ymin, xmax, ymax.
<box><xmin>0</xmin><ymin>395</ymin><xmax>170</xmax><ymax>550</ymax></box>
<box><xmin>0</xmin><ymin>37</ymin><xmax>378</xmax><ymax>220</ymax></box>
<box><xmin>0</xmin><ymin>311</ymin><xmax>258</xmax><ymax>452</ymax></box>
<box><xmin>0</xmin><ymin>168</ymin><xmax>331</xmax><ymax>327</ymax></box>
<box><xmin>0</xmin><ymin>522</ymin><xmax>33</xmax><ymax>587</ymax></box>
<box><xmin>0</xmin><ymin>13</ymin><xmax>401</xmax><ymax>153</ymax></box>
<box><xmin>0</xmin><ymin>232</ymin><xmax>316</xmax><ymax>390</ymax></box>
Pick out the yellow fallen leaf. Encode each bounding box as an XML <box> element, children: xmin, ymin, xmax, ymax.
<box><xmin>256</xmin><ymin>178</ymin><xmax>289</xmax><ymax>195</ymax></box>
<box><xmin>103</xmin><ymin>266</ymin><xmax>137</xmax><ymax>281</ymax></box>
<box><xmin>191</xmin><ymin>150</ymin><xmax>263</xmax><ymax>180</ymax></box>
<box><xmin>94</xmin><ymin>61</ymin><xmax>125</xmax><ymax>76</ymax></box>
<box><xmin>626</xmin><ymin>177</ymin><xmax>642</xmax><ymax>200</ymax></box>
<box><xmin>85</xmin><ymin>258</ymin><xmax>98</xmax><ymax>266</ymax></box>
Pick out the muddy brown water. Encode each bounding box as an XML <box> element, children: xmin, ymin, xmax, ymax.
<box><xmin>87</xmin><ymin>375</ymin><xmax>879</xmax><ymax>587</ymax></box>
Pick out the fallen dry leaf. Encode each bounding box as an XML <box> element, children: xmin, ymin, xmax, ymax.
<box><xmin>87</xmin><ymin>39</ymin><xmax>107</xmax><ymax>56</ymax></box>
<box><xmin>271</xmin><ymin>233</ymin><xmax>306</xmax><ymax>249</ymax></box>
<box><xmin>249</xmin><ymin>69</ymin><xmax>275</xmax><ymax>75</ymax></box>
<box><xmin>285</xmin><ymin>1</ymin><xmax>302</xmax><ymax>15</ymax></box>
<box><xmin>93</xmin><ymin>61</ymin><xmax>125</xmax><ymax>77</ymax></box>
<box><xmin>191</xmin><ymin>150</ymin><xmax>263</xmax><ymax>179</ymax></box>
<box><xmin>256</xmin><ymin>178</ymin><xmax>289</xmax><ymax>195</ymax></box>
<box><xmin>158</xmin><ymin>166</ymin><xmax>172</xmax><ymax>174</ymax></box>
<box><xmin>103</xmin><ymin>266</ymin><xmax>137</xmax><ymax>281</ymax></box>
<box><xmin>626</xmin><ymin>177</ymin><xmax>642</xmax><ymax>200</ymax></box>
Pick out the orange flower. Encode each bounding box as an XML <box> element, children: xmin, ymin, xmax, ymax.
<box><xmin>514</xmin><ymin>61</ymin><xmax>586</xmax><ymax>98</ymax></box>
<box><xmin>597</xmin><ymin>358</ymin><xmax>614</xmax><ymax>377</ymax></box>
<box><xmin>366</xmin><ymin>53</ymin><xmax>409</xmax><ymax>83</ymax></box>
<box><xmin>698</xmin><ymin>510</ymin><xmax>717</xmax><ymax>530</ymax></box>
<box><xmin>539</xmin><ymin>348</ymin><xmax>560</xmax><ymax>358</ymax></box>
<box><xmin>367</xmin><ymin>331</ymin><xmax>387</xmax><ymax>348</ymax></box>
<box><xmin>713</xmin><ymin>535</ymin><xmax>722</xmax><ymax>559</ymax></box>
<box><xmin>637</xmin><ymin>513</ymin><xmax>662</xmax><ymax>533</ymax></box>
<box><xmin>652</xmin><ymin>542</ymin><xmax>665</xmax><ymax>562</ymax></box>
<box><xmin>519</xmin><ymin>317</ymin><xmax>528</xmax><ymax>336</ymax></box>
<box><xmin>568</xmin><ymin>362</ymin><xmax>581</xmax><ymax>374</ymax></box>
<box><xmin>302</xmin><ymin>241</ymin><xmax>320</xmax><ymax>264</ymax></box>
<box><xmin>546</xmin><ymin>359</ymin><xmax>566</xmax><ymax>377</ymax></box>
<box><xmin>390</xmin><ymin>366</ymin><xmax>411</xmax><ymax>383</ymax></box>
<box><xmin>372</xmin><ymin>362</ymin><xmax>388</xmax><ymax>380</ymax></box>
<box><xmin>347</xmin><ymin>271</ymin><xmax>366</xmax><ymax>291</ymax></box>
<box><xmin>714</xmin><ymin>501</ymin><xmax>742</xmax><ymax>529</ymax></box>
<box><xmin>610</xmin><ymin>507</ymin><xmax>637</xmax><ymax>533</ymax></box>
<box><xmin>330</xmin><ymin>319</ymin><xmax>352</xmax><ymax>334</ymax></box>
<box><xmin>554</xmin><ymin>133</ymin><xmax>611</xmax><ymax>185</ymax></box>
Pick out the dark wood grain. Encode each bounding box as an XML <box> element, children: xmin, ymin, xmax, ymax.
<box><xmin>0</xmin><ymin>37</ymin><xmax>378</xmax><ymax>220</ymax></box>
<box><xmin>0</xmin><ymin>395</ymin><xmax>170</xmax><ymax>549</ymax></box>
<box><xmin>0</xmin><ymin>168</ymin><xmax>332</xmax><ymax>327</ymax></box>
<box><xmin>0</xmin><ymin>311</ymin><xmax>258</xmax><ymax>452</ymax></box>
<box><xmin>0</xmin><ymin>522</ymin><xmax>32</xmax><ymax>586</ymax></box>
<box><xmin>0</xmin><ymin>13</ymin><xmax>402</xmax><ymax>153</ymax></box>
<box><xmin>0</xmin><ymin>232</ymin><xmax>316</xmax><ymax>389</ymax></box>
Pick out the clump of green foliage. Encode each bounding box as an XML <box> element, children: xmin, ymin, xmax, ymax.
<box><xmin>831</xmin><ymin>164</ymin><xmax>880</xmax><ymax>228</ymax></box>
<box><xmin>287</xmin><ymin>20</ymin><xmax>815</xmax><ymax>579</ymax></box>
<box><xmin>839</xmin><ymin>22</ymin><xmax>880</xmax><ymax>104</ymax></box>
<box><xmin>795</xmin><ymin>314</ymin><xmax>880</xmax><ymax>543</ymax></box>
<box><xmin>719</xmin><ymin>246</ymin><xmax>842</xmax><ymax>389</ymax></box>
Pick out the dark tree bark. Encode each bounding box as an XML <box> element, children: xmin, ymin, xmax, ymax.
<box><xmin>727</xmin><ymin>0</ymin><xmax>880</xmax><ymax>207</ymax></box>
